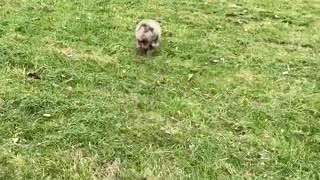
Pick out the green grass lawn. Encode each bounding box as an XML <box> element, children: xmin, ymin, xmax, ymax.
<box><xmin>0</xmin><ymin>0</ymin><xmax>319</xmax><ymax>179</ymax></box>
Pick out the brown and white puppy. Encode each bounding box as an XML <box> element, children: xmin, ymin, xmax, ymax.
<box><xmin>135</xmin><ymin>19</ymin><xmax>161</xmax><ymax>56</ymax></box>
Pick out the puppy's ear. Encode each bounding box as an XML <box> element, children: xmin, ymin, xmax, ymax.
<box><xmin>155</xmin><ymin>19</ymin><xmax>162</xmax><ymax>24</ymax></box>
<box><xmin>135</xmin><ymin>19</ymin><xmax>142</xmax><ymax>24</ymax></box>
<box><xmin>154</xmin><ymin>35</ymin><xmax>158</xmax><ymax>42</ymax></box>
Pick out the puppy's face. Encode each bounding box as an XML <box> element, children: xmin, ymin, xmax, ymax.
<box><xmin>136</xmin><ymin>24</ymin><xmax>155</xmax><ymax>50</ymax></box>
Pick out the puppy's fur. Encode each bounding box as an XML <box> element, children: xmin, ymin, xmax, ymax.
<box><xmin>135</xmin><ymin>19</ymin><xmax>161</xmax><ymax>56</ymax></box>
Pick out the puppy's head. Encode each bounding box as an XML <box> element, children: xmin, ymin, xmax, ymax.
<box><xmin>136</xmin><ymin>24</ymin><xmax>154</xmax><ymax>49</ymax></box>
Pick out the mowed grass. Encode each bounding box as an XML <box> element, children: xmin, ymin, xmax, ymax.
<box><xmin>0</xmin><ymin>0</ymin><xmax>319</xmax><ymax>179</ymax></box>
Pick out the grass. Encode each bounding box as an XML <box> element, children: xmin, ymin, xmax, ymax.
<box><xmin>0</xmin><ymin>0</ymin><xmax>319</xmax><ymax>179</ymax></box>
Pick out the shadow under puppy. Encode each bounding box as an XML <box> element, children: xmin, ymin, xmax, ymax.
<box><xmin>135</xmin><ymin>19</ymin><xmax>161</xmax><ymax>57</ymax></box>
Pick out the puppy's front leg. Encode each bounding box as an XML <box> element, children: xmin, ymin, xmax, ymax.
<box><xmin>146</xmin><ymin>48</ymin><xmax>155</xmax><ymax>57</ymax></box>
<box><xmin>151</xmin><ymin>36</ymin><xmax>159</xmax><ymax>48</ymax></box>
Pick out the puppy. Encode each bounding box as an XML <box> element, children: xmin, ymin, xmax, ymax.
<box><xmin>135</xmin><ymin>19</ymin><xmax>161</xmax><ymax>56</ymax></box>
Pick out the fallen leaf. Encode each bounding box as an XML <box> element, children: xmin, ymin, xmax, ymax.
<box><xmin>43</xmin><ymin>114</ymin><xmax>51</xmax><ymax>117</ymax></box>
<box><xmin>187</xmin><ymin>74</ymin><xmax>194</xmax><ymax>81</ymax></box>
<box><xmin>63</xmin><ymin>49</ymin><xmax>75</xmax><ymax>57</ymax></box>
<box><xmin>234</xmin><ymin>125</ymin><xmax>246</xmax><ymax>136</ymax></box>
<box><xmin>282</xmin><ymin>71</ymin><xmax>289</xmax><ymax>75</ymax></box>
<box><xmin>26</xmin><ymin>72</ymin><xmax>41</xmax><ymax>80</ymax></box>
<box><xmin>155</xmin><ymin>79</ymin><xmax>166</xmax><ymax>86</ymax></box>
<box><xmin>212</xmin><ymin>59</ymin><xmax>220</xmax><ymax>63</ymax></box>
<box><xmin>66</xmin><ymin>86</ymin><xmax>73</xmax><ymax>91</ymax></box>
<box><xmin>12</xmin><ymin>137</ymin><xmax>19</xmax><ymax>144</ymax></box>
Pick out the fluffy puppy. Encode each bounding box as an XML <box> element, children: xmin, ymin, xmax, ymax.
<box><xmin>135</xmin><ymin>19</ymin><xmax>161</xmax><ymax>56</ymax></box>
